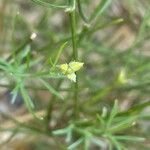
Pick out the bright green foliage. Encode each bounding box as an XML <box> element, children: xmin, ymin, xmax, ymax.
<box><xmin>0</xmin><ymin>0</ymin><xmax>149</xmax><ymax>150</ymax></box>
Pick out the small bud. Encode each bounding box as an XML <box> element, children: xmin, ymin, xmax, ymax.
<box><xmin>30</xmin><ymin>33</ymin><xmax>37</xmax><ymax>40</ymax></box>
<box><xmin>118</xmin><ymin>68</ymin><xmax>127</xmax><ymax>84</ymax></box>
<box><xmin>59</xmin><ymin>61</ymin><xmax>84</xmax><ymax>82</ymax></box>
<box><xmin>132</xmin><ymin>122</ymin><xmax>136</xmax><ymax>126</ymax></box>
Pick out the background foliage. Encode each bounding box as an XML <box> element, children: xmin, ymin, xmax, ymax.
<box><xmin>0</xmin><ymin>0</ymin><xmax>150</xmax><ymax>149</ymax></box>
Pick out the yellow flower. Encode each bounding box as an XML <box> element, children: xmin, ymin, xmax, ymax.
<box><xmin>60</xmin><ymin>61</ymin><xmax>84</xmax><ymax>82</ymax></box>
<box><xmin>67</xmin><ymin>73</ymin><xmax>76</xmax><ymax>82</ymax></box>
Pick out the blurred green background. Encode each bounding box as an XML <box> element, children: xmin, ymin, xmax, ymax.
<box><xmin>0</xmin><ymin>0</ymin><xmax>150</xmax><ymax>150</ymax></box>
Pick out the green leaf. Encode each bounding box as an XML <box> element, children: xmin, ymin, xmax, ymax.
<box><xmin>107</xmin><ymin>100</ymin><xmax>118</xmax><ymax>128</ymax></box>
<box><xmin>0</xmin><ymin>65</ymin><xmax>7</xmax><ymax>71</ymax></box>
<box><xmin>31</xmin><ymin>0</ymin><xmax>66</xmax><ymax>9</ymax></box>
<box><xmin>25</xmin><ymin>71</ymin><xmax>65</xmax><ymax>79</ymax></box>
<box><xmin>20</xmin><ymin>84</ymin><xmax>38</xmax><ymax>119</ymax></box>
<box><xmin>11</xmin><ymin>85</ymin><xmax>20</xmax><ymax>104</ymax></box>
<box><xmin>0</xmin><ymin>59</ymin><xmax>11</xmax><ymax>72</ymax></box>
<box><xmin>0</xmin><ymin>58</ymin><xmax>9</xmax><ymax>66</ymax></box>
<box><xmin>18</xmin><ymin>45</ymin><xmax>30</xmax><ymax>63</ymax></box>
<box><xmin>68</xmin><ymin>138</ymin><xmax>84</xmax><ymax>150</ymax></box>
<box><xmin>66</xmin><ymin>129</ymin><xmax>72</xmax><ymax>143</ymax></box>
<box><xmin>108</xmin><ymin>135</ymin><xmax>123</xmax><ymax>150</ymax></box>
<box><xmin>91</xmin><ymin>137</ymin><xmax>106</xmax><ymax>149</ymax></box>
<box><xmin>53</xmin><ymin>128</ymin><xmax>68</xmax><ymax>135</ymax></box>
<box><xmin>53</xmin><ymin>41</ymin><xmax>68</xmax><ymax>67</ymax></box>
<box><xmin>40</xmin><ymin>79</ymin><xmax>63</xmax><ymax>100</ymax></box>
<box><xmin>77</xmin><ymin>0</ymin><xmax>89</xmax><ymax>23</ymax></box>
<box><xmin>115</xmin><ymin>135</ymin><xmax>145</xmax><ymax>142</ymax></box>
<box><xmin>20</xmin><ymin>85</ymin><xmax>43</xmax><ymax>121</ymax></box>
<box><xmin>90</xmin><ymin>0</ymin><xmax>113</xmax><ymax>21</ymax></box>
<box><xmin>118</xmin><ymin>101</ymin><xmax>150</xmax><ymax>116</ymax></box>
<box><xmin>96</xmin><ymin>114</ymin><xmax>105</xmax><ymax>126</ymax></box>
<box><xmin>108</xmin><ymin>116</ymin><xmax>137</xmax><ymax>133</ymax></box>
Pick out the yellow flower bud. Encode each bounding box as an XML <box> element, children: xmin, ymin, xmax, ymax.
<box><xmin>59</xmin><ymin>61</ymin><xmax>84</xmax><ymax>82</ymax></box>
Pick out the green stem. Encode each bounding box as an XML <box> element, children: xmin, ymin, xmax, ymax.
<box><xmin>0</xmin><ymin>83</ymin><xmax>71</xmax><ymax>91</ymax></box>
<box><xmin>68</xmin><ymin>0</ymin><xmax>79</xmax><ymax>119</ymax></box>
<box><xmin>45</xmin><ymin>80</ymin><xmax>62</xmax><ymax>130</ymax></box>
<box><xmin>0</xmin><ymin>111</ymin><xmax>51</xmax><ymax>137</ymax></box>
<box><xmin>69</xmin><ymin>11</ymin><xmax>77</xmax><ymax>60</ymax></box>
<box><xmin>77</xmin><ymin>0</ymin><xmax>89</xmax><ymax>23</ymax></box>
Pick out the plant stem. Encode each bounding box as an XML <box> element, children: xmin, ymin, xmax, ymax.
<box><xmin>0</xmin><ymin>83</ymin><xmax>71</xmax><ymax>91</ymax></box>
<box><xmin>69</xmin><ymin>11</ymin><xmax>78</xmax><ymax>60</ymax></box>
<box><xmin>45</xmin><ymin>80</ymin><xmax>62</xmax><ymax>130</ymax></box>
<box><xmin>77</xmin><ymin>0</ymin><xmax>89</xmax><ymax>23</ymax></box>
<box><xmin>68</xmin><ymin>1</ymin><xmax>79</xmax><ymax>119</ymax></box>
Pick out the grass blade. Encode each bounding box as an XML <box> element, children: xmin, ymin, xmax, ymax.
<box><xmin>115</xmin><ymin>135</ymin><xmax>145</xmax><ymax>142</ymax></box>
<box><xmin>90</xmin><ymin>0</ymin><xmax>113</xmax><ymax>21</ymax></box>
<box><xmin>107</xmin><ymin>100</ymin><xmax>118</xmax><ymax>127</ymax></box>
<box><xmin>68</xmin><ymin>138</ymin><xmax>84</xmax><ymax>150</ymax></box>
<box><xmin>108</xmin><ymin>117</ymin><xmax>137</xmax><ymax>133</ymax></box>
<box><xmin>31</xmin><ymin>0</ymin><xmax>66</xmax><ymax>9</ymax></box>
<box><xmin>53</xmin><ymin>42</ymin><xmax>68</xmax><ymax>67</ymax></box>
<box><xmin>20</xmin><ymin>84</ymin><xmax>41</xmax><ymax>120</ymax></box>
